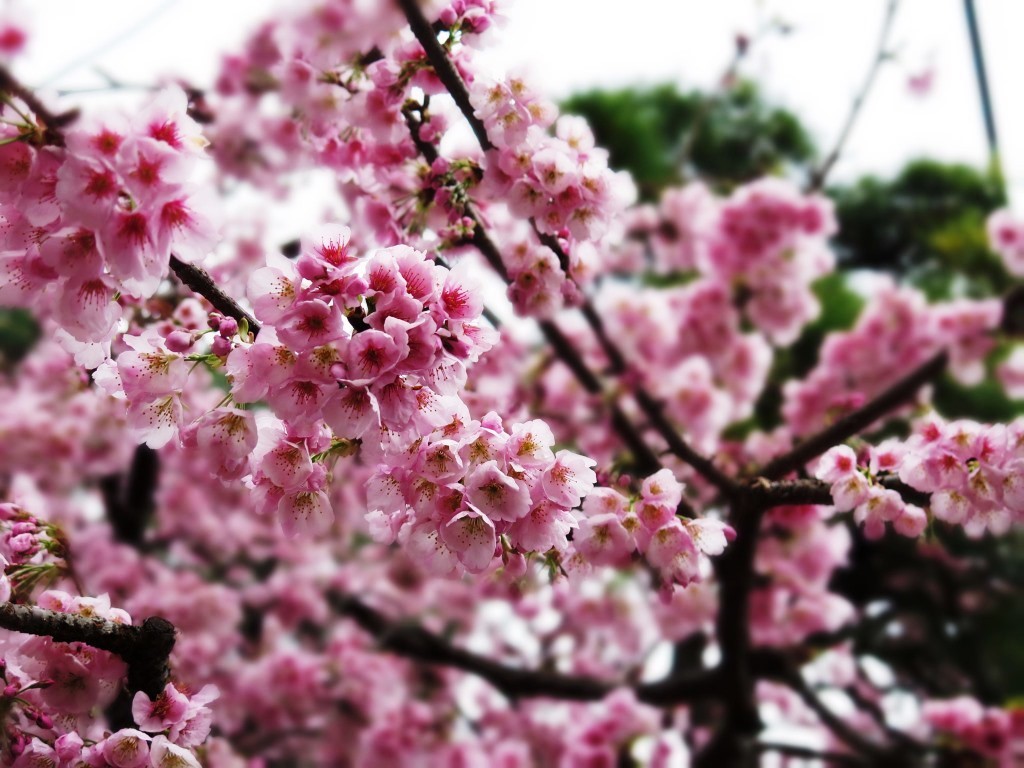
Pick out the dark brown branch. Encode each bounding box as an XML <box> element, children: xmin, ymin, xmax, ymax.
<box><xmin>845</xmin><ymin>681</ymin><xmax>925</xmax><ymax>752</ymax></box>
<box><xmin>748</xmin><ymin>475</ymin><xmax>931</xmax><ymax>509</ymax></box>
<box><xmin>806</xmin><ymin>0</ymin><xmax>900</xmax><ymax>192</ymax></box>
<box><xmin>0</xmin><ymin>64</ymin><xmax>78</xmax><ymax>146</ymax></box>
<box><xmin>100</xmin><ymin>444</ymin><xmax>160</xmax><ymax>547</ymax></box>
<box><xmin>331</xmin><ymin>593</ymin><xmax>719</xmax><ymax>705</ymax></box>
<box><xmin>396</xmin><ymin>0</ymin><xmax>493</xmax><ymax>151</ymax></box>
<box><xmin>696</xmin><ymin>495</ymin><xmax>764</xmax><ymax>766</ymax></box>
<box><xmin>633</xmin><ymin>387</ymin><xmax>740</xmax><ymax>496</ymax></box>
<box><xmin>756</xmin><ymin>742</ymin><xmax>868</xmax><ymax>766</ymax></box>
<box><xmin>760</xmin><ymin>351</ymin><xmax>948</xmax><ymax>481</ymax></box>
<box><xmin>0</xmin><ymin>602</ymin><xmax>175</xmax><ymax>698</ymax></box>
<box><xmin>169</xmin><ymin>256</ymin><xmax>261</xmax><ymax>337</ymax></box>
<box><xmin>778</xmin><ymin>663</ymin><xmax>909</xmax><ymax>763</ymax></box>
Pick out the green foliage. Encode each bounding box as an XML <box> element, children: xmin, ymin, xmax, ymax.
<box><xmin>561</xmin><ymin>81</ymin><xmax>814</xmax><ymax>200</ymax></box>
<box><xmin>0</xmin><ymin>308</ymin><xmax>40</xmax><ymax>369</ymax></box>
<box><xmin>831</xmin><ymin>159</ymin><xmax>1007</xmax><ymax>299</ymax></box>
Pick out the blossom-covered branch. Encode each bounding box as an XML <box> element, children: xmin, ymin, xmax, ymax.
<box><xmin>332</xmin><ymin>592</ymin><xmax>721</xmax><ymax>706</ymax></box>
<box><xmin>0</xmin><ymin>602</ymin><xmax>175</xmax><ymax>698</ymax></box>
<box><xmin>760</xmin><ymin>350</ymin><xmax>949</xmax><ymax>480</ymax></box>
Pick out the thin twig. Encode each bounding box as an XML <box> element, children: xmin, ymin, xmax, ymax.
<box><xmin>780</xmin><ymin>665</ymin><xmax>888</xmax><ymax>760</ymax></box>
<box><xmin>169</xmin><ymin>256</ymin><xmax>261</xmax><ymax>337</ymax></box>
<box><xmin>807</xmin><ymin>0</ymin><xmax>900</xmax><ymax>192</ymax></box>
<box><xmin>0</xmin><ymin>64</ymin><xmax>77</xmax><ymax>146</ymax></box>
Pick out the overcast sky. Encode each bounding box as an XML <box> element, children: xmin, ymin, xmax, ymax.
<box><xmin>13</xmin><ymin>0</ymin><xmax>1024</xmax><ymax>205</ymax></box>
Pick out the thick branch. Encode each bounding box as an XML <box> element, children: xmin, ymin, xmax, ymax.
<box><xmin>331</xmin><ymin>593</ymin><xmax>719</xmax><ymax>705</ymax></box>
<box><xmin>760</xmin><ymin>351</ymin><xmax>948</xmax><ymax>481</ymax></box>
<box><xmin>169</xmin><ymin>256</ymin><xmax>261</xmax><ymax>337</ymax></box>
<box><xmin>101</xmin><ymin>444</ymin><xmax>160</xmax><ymax>547</ymax></box>
<box><xmin>746</xmin><ymin>475</ymin><xmax>931</xmax><ymax>510</ymax></box>
<box><xmin>0</xmin><ymin>602</ymin><xmax>175</xmax><ymax>698</ymax></box>
<box><xmin>396</xmin><ymin>0</ymin><xmax>493</xmax><ymax>151</ymax></box>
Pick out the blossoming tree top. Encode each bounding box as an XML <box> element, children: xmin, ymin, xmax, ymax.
<box><xmin>0</xmin><ymin>0</ymin><xmax>1021</xmax><ymax>765</ymax></box>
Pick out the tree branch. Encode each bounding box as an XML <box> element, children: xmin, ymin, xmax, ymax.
<box><xmin>396</xmin><ymin>0</ymin><xmax>493</xmax><ymax>151</ymax></box>
<box><xmin>100</xmin><ymin>444</ymin><xmax>160</xmax><ymax>547</ymax></box>
<box><xmin>806</xmin><ymin>0</ymin><xmax>900</xmax><ymax>192</ymax></box>
<box><xmin>760</xmin><ymin>351</ymin><xmax>948</xmax><ymax>481</ymax></box>
<box><xmin>331</xmin><ymin>593</ymin><xmax>719</xmax><ymax>706</ymax></box>
<box><xmin>782</xmin><ymin>670</ymin><xmax>886</xmax><ymax>759</ymax></box>
<box><xmin>0</xmin><ymin>64</ymin><xmax>78</xmax><ymax>146</ymax></box>
<box><xmin>0</xmin><ymin>602</ymin><xmax>175</xmax><ymax>699</ymax></box>
<box><xmin>169</xmin><ymin>256</ymin><xmax>261</xmax><ymax>337</ymax></box>
<box><xmin>398</xmin><ymin>16</ymin><xmax>737</xmax><ymax>492</ymax></box>
<box><xmin>756</xmin><ymin>742</ymin><xmax>868</xmax><ymax>766</ymax></box>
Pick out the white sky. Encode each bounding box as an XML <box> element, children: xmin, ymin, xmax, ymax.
<box><xmin>13</xmin><ymin>0</ymin><xmax>1024</xmax><ymax>205</ymax></box>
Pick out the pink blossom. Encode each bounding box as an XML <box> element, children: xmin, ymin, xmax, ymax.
<box><xmin>102</xmin><ymin>729</ymin><xmax>151</xmax><ymax>768</ymax></box>
<box><xmin>465</xmin><ymin>460</ymin><xmax>531</xmax><ymax>522</ymax></box>
<box><xmin>440</xmin><ymin>507</ymin><xmax>496</xmax><ymax>573</ymax></box>
<box><xmin>541</xmin><ymin>450</ymin><xmax>597</xmax><ymax>508</ymax></box>
<box><xmin>133</xmin><ymin>683</ymin><xmax>190</xmax><ymax>732</ymax></box>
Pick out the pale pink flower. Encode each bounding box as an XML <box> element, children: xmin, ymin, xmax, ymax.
<box><xmin>541</xmin><ymin>450</ymin><xmax>596</xmax><ymax>508</ymax></box>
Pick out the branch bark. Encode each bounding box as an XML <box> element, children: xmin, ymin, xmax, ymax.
<box><xmin>760</xmin><ymin>351</ymin><xmax>948</xmax><ymax>481</ymax></box>
<box><xmin>0</xmin><ymin>602</ymin><xmax>175</xmax><ymax>699</ymax></box>
<box><xmin>331</xmin><ymin>593</ymin><xmax>720</xmax><ymax>706</ymax></box>
<box><xmin>169</xmin><ymin>256</ymin><xmax>261</xmax><ymax>337</ymax></box>
<box><xmin>395</xmin><ymin>0</ymin><xmax>493</xmax><ymax>151</ymax></box>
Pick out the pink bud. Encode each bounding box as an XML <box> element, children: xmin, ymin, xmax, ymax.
<box><xmin>218</xmin><ymin>316</ymin><xmax>238</xmax><ymax>337</ymax></box>
<box><xmin>211</xmin><ymin>335</ymin><xmax>232</xmax><ymax>357</ymax></box>
<box><xmin>164</xmin><ymin>330</ymin><xmax>194</xmax><ymax>353</ymax></box>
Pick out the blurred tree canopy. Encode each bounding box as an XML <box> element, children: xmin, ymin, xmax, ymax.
<box><xmin>562</xmin><ymin>81</ymin><xmax>814</xmax><ymax>200</ymax></box>
<box><xmin>564</xmin><ymin>80</ymin><xmax>1016</xmax><ymax>419</ymax></box>
<box><xmin>564</xmin><ymin>80</ymin><xmax>1024</xmax><ymax>698</ymax></box>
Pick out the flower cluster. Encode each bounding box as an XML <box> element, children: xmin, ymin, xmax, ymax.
<box><xmin>0</xmin><ymin>87</ymin><xmax>215</xmax><ymax>353</ymax></box>
<box><xmin>923</xmin><ymin>696</ymin><xmax>1024</xmax><ymax>761</ymax></box>
<box><xmin>472</xmin><ymin>78</ymin><xmax>636</xmax><ymax>316</ymax></box>
<box><xmin>752</xmin><ymin>504</ymin><xmax>855</xmax><ymax>645</ymax></box>
<box><xmin>10</xmin><ymin>689</ymin><xmax>216</xmax><ymax>768</ymax></box>
<box><xmin>705</xmin><ymin>179</ymin><xmax>835</xmax><ymax>344</ymax></box>
<box><xmin>620</xmin><ymin>179</ymin><xmax>835</xmax><ymax>346</ymax></box>
<box><xmin>367</xmin><ymin>413</ymin><xmax>597</xmax><ymax>574</ymax></box>
<box><xmin>817</xmin><ymin>415</ymin><xmax>1024</xmax><ymax>539</ymax></box>
<box><xmin>987</xmin><ymin>208</ymin><xmax>1024</xmax><ymax>276</ymax></box>
<box><xmin>0</xmin><ymin>503</ymin><xmax>77</xmax><ymax>601</ymax></box>
<box><xmin>576</xmin><ymin>469</ymin><xmax>734</xmax><ymax>596</ymax></box>
<box><xmin>785</xmin><ymin>280</ymin><xmax>1000</xmax><ymax>436</ymax></box>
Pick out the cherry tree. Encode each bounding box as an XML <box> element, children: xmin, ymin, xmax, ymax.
<box><xmin>0</xmin><ymin>1</ymin><xmax>1021</xmax><ymax>766</ymax></box>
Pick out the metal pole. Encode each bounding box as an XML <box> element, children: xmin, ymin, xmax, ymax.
<box><xmin>963</xmin><ymin>0</ymin><xmax>1005</xmax><ymax>193</ymax></box>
